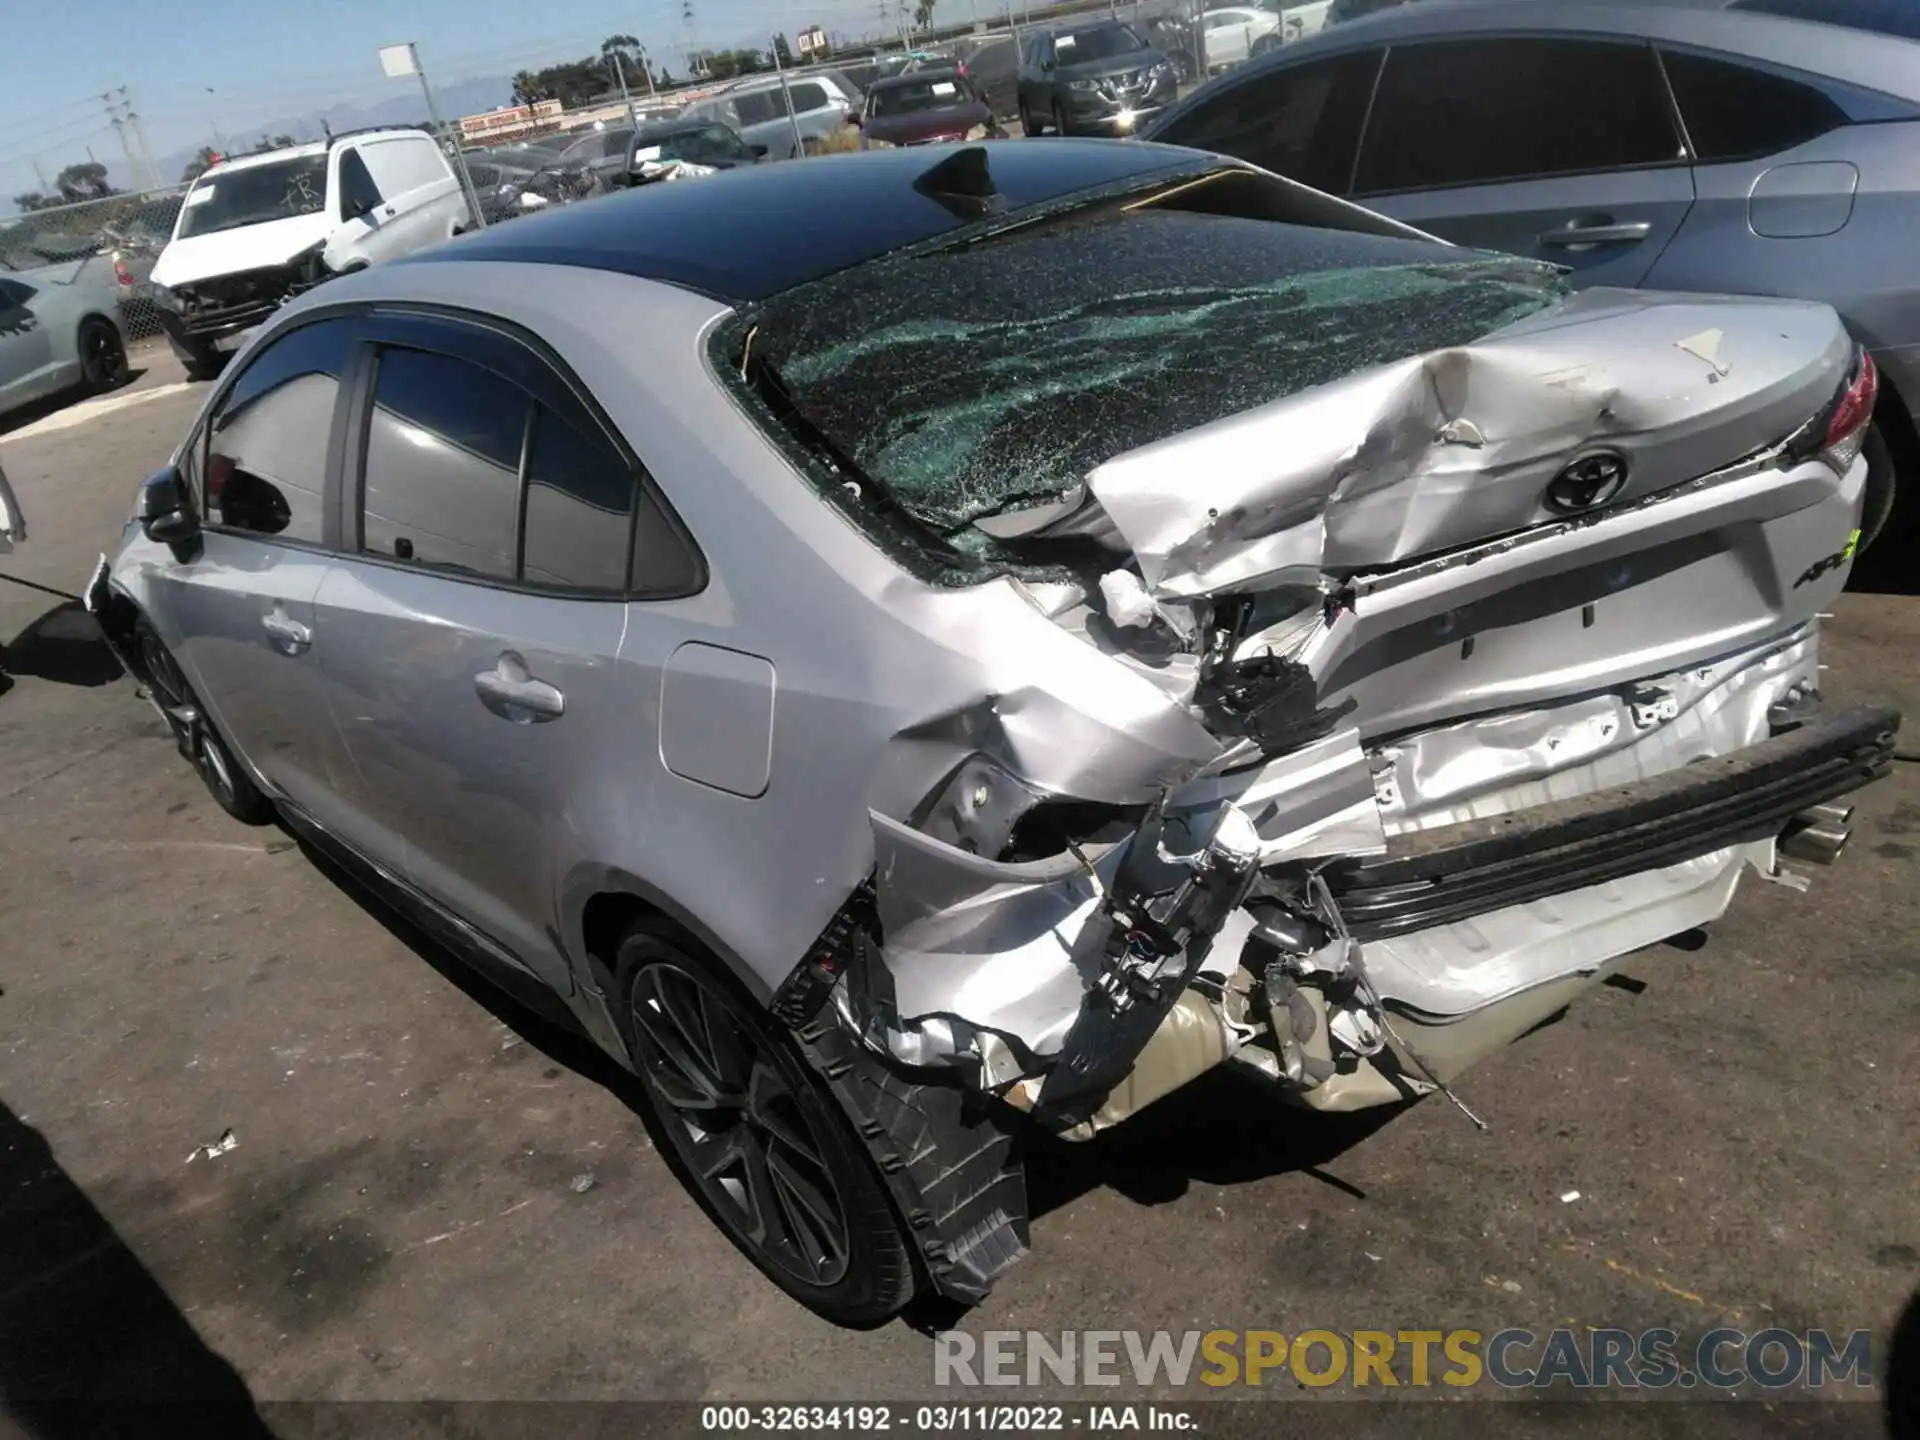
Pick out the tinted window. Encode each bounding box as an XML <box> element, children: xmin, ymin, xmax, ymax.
<box><xmin>362</xmin><ymin>347</ymin><xmax>529</xmax><ymax>579</ymax></box>
<box><xmin>1053</xmin><ymin>24</ymin><xmax>1147</xmax><ymax>62</ymax></box>
<box><xmin>0</xmin><ymin>279</ymin><xmax>32</xmax><ymax>305</ymax></box>
<box><xmin>521</xmin><ymin>408</ymin><xmax>635</xmax><ymax>592</ymax></box>
<box><xmin>1355</xmin><ymin>39</ymin><xmax>1682</xmax><ymax>194</ymax></box>
<box><xmin>787</xmin><ymin>81</ymin><xmax>830</xmax><ymax>112</ymax></box>
<box><xmin>1157</xmin><ymin>49</ymin><xmax>1381</xmax><ymax>195</ymax></box>
<box><xmin>658</xmin><ymin>125</ymin><xmax>754</xmax><ymax>164</ymax></box>
<box><xmin>734</xmin><ymin>90</ymin><xmax>784</xmax><ymax>126</ymax></box>
<box><xmin>1731</xmin><ymin>0</ymin><xmax>1920</xmax><ymax>40</ymax></box>
<box><xmin>337</xmin><ymin>150</ymin><xmax>383</xmax><ymax>220</ymax></box>
<box><xmin>206</xmin><ymin>320</ymin><xmax>355</xmax><ymax>542</ymax></box>
<box><xmin>1660</xmin><ymin>49</ymin><xmax>1850</xmax><ymax>163</ymax></box>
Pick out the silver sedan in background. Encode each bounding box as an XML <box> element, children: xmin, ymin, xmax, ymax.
<box><xmin>1147</xmin><ymin>0</ymin><xmax>1920</xmax><ymax>556</ymax></box>
<box><xmin>0</xmin><ymin>248</ymin><xmax>130</xmax><ymax>420</ymax></box>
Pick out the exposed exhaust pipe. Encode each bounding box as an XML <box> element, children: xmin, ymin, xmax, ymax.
<box><xmin>1780</xmin><ymin>820</ymin><xmax>1850</xmax><ymax>865</ymax></box>
<box><xmin>1802</xmin><ymin>802</ymin><xmax>1855</xmax><ymax>827</ymax></box>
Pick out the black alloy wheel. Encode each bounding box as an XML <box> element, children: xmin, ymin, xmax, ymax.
<box><xmin>617</xmin><ymin>928</ymin><xmax>915</xmax><ymax>1325</ymax></box>
<box><xmin>79</xmin><ymin>317</ymin><xmax>128</xmax><ymax>393</ymax></box>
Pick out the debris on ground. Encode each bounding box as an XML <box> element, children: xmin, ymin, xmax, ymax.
<box><xmin>569</xmin><ymin>1172</ymin><xmax>595</xmax><ymax>1194</ymax></box>
<box><xmin>1560</xmin><ymin>1189</ymin><xmax>1582</xmax><ymax>1203</ymax></box>
<box><xmin>185</xmin><ymin>1128</ymin><xmax>238</xmax><ymax>1163</ymax></box>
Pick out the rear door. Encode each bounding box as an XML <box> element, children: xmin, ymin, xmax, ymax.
<box><xmin>152</xmin><ymin>316</ymin><xmax>362</xmax><ymax>832</ymax></box>
<box><xmin>0</xmin><ymin>278</ymin><xmax>55</xmax><ymax>406</ymax></box>
<box><xmin>357</xmin><ymin>136</ymin><xmax>456</xmax><ymax>257</ymax></box>
<box><xmin>1353</xmin><ymin>36</ymin><xmax>1695</xmax><ymax>288</ymax></box>
<box><xmin>1644</xmin><ymin>47</ymin><xmax>1871</xmax><ymax>300</ymax></box>
<box><xmin>312</xmin><ymin>312</ymin><xmax>677</xmax><ymax>992</ymax></box>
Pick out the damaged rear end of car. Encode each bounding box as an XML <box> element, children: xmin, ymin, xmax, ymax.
<box><xmin>717</xmin><ymin>150</ymin><xmax>1899</xmax><ymax>1303</ymax></box>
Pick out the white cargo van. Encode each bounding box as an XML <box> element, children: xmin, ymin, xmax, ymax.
<box><xmin>150</xmin><ymin>130</ymin><xmax>472</xmax><ymax>377</ymax></box>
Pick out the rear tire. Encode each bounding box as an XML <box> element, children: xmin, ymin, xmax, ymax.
<box><xmin>1858</xmin><ymin>422</ymin><xmax>1903</xmax><ymax>556</ymax></box>
<box><xmin>133</xmin><ymin>616</ymin><xmax>276</xmax><ymax>825</ymax></box>
<box><xmin>78</xmin><ymin>317</ymin><xmax>128</xmax><ymax>393</ymax></box>
<box><xmin>615</xmin><ymin>923</ymin><xmax>916</xmax><ymax>1326</ymax></box>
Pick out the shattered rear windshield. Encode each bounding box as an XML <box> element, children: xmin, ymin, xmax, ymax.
<box><xmin>744</xmin><ymin>206</ymin><xmax>1569</xmax><ymax>563</ymax></box>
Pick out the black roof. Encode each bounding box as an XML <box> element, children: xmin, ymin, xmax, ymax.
<box><xmin>402</xmin><ymin>139</ymin><xmax>1212</xmax><ymax>304</ymax></box>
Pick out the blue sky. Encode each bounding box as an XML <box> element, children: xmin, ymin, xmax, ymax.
<box><xmin>5</xmin><ymin>0</ymin><xmax>970</xmax><ymax>202</ymax></box>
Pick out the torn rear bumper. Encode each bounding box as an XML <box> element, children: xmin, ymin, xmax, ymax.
<box><xmin>1326</xmin><ymin>704</ymin><xmax>1901</xmax><ymax>940</ymax></box>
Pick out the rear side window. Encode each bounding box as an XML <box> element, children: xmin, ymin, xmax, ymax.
<box><xmin>521</xmin><ymin>408</ymin><xmax>635</xmax><ymax>592</ymax></box>
<box><xmin>356</xmin><ymin>340</ymin><xmax>684</xmax><ymax>594</ymax></box>
<box><xmin>1355</xmin><ymin>38</ymin><xmax>1683</xmax><ymax>194</ymax></box>
<box><xmin>1660</xmin><ymin>49</ymin><xmax>1850</xmax><ymax>163</ymax></box>
<box><xmin>787</xmin><ymin>81</ymin><xmax>830</xmax><ymax>113</ymax></box>
<box><xmin>1156</xmin><ymin>48</ymin><xmax>1382</xmax><ymax>195</ymax></box>
<box><xmin>205</xmin><ymin>319</ymin><xmax>355</xmax><ymax>543</ymax></box>
<box><xmin>363</xmin><ymin>347</ymin><xmax>526</xmax><ymax>579</ymax></box>
<box><xmin>734</xmin><ymin>90</ymin><xmax>783</xmax><ymax>126</ymax></box>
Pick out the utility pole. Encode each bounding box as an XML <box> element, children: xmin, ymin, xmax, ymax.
<box><xmin>768</xmin><ymin>33</ymin><xmax>806</xmax><ymax>159</ymax></box>
<box><xmin>103</xmin><ymin>89</ymin><xmax>141</xmax><ymax>191</ymax></box>
<box><xmin>637</xmin><ymin>43</ymin><xmax>658</xmax><ymax>97</ymax></box>
<box><xmin>379</xmin><ymin>42</ymin><xmax>488</xmax><ymax>228</ymax></box>
<box><xmin>609</xmin><ymin>50</ymin><xmax>640</xmax><ymax>128</ymax></box>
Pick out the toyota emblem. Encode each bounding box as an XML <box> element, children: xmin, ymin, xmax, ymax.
<box><xmin>1545</xmin><ymin>451</ymin><xmax>1630</xmax><ymax>514</ymax></box>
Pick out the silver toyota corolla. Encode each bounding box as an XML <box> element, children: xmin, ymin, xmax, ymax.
<box><xmin>86</xmin><ymin>141</ymin><xmax>1901</xmax><ymax>1325</ymax></box>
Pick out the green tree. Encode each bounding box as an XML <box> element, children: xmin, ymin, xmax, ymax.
<box><xmin>913</xmin><ymin>0</ymin><xmax>936</xmax><ymax>30</ymax></box>
<box><xmin>180</xmin><ymin>146</ymin><xmax>222</xmax><ymax>182</ymax></box>
<box><xmin>12</xmin><ymin>191</ymin><xmax>59</xmax><ymax>213</ymax></box>
<box><xmin>773</xmin><ymin>32</ymin><xmax>793</xmax><ymax>64</ymax></box>
<box><xmin>655</xmin><ymin>64</ymin><xmax>673</xmax><ymax>86</ymax></box>
<box><xmin>511</xmin><ymin>69</ymin><xmax>552</xmax><ymax>105</ymax></box>
<box><xmin>250</xmin><ymin>133</ymin><xmax>298</xmax><ymax>153</ymax></box>
<box><xmin>53</xmin><ymin>161</ymin><xmax>117</xmax><ymax>203</ymax></box>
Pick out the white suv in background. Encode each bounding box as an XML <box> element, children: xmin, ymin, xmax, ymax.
<box><xmin>149</xmin><ymin>130</ymin><xmax>472</xmax><ymax>378</ymax></box>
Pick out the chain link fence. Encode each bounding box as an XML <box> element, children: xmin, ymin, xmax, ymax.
<box><xmin>1</xmin><ymin>185</ymin><xmax>189</xmax><ymax>345</ymax></box>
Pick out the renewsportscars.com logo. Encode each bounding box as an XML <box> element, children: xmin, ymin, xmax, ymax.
<box><xmin>933</xmin><ymin>1328</ymin><xmax>1875</xmax><ymax>1392</ymax></box>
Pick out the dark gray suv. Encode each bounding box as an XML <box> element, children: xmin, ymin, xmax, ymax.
<box><xmin>1015</xmin><ymin>21</ymin><xmax>1179</xmax><ymax>136</ymax></box>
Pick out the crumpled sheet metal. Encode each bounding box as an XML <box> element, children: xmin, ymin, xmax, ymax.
<box><xmin>869</xmin><ymin>811</ymin><xmax>1123</xmax><ymax>1061</ymax></box>
<box><xmin>863</xmin><ymin>570</ymin><xmax>1225</xmax><ymax>817</ymax></box>
<box><xmin>1378</xmin><ymin>626</ymin><xmax>1818</xmax><ymax>830</ymax></box>
<box><xmin>1085</xmin><ymin>289</ymin><xmax>1851</xmax><ymax>599</ymax></box>
<box><xmin>1169</xmin><ymin>726</ymin><xmax>1387</xmax><ymax>862</ymax></box>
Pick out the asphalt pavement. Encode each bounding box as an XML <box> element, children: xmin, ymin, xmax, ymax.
<box><xmin>0</xmin><ymin>347</ymin><xmax>1916</xmax><ymax>1428</ymax></box>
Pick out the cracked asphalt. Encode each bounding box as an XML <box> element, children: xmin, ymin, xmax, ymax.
<box><xmin>0</xmin><ymin>347</ymin><xmax>1915</xmax><ymax>1432</ymax></box>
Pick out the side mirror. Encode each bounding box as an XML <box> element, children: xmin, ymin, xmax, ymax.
<box><xmin>138</xmin><ymin>466</ymin><xmax>200</xmax><ymax>547</ymax></box>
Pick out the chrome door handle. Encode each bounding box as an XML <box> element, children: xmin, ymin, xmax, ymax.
<box><xmin>261</xmin><ymin>610</ymin><xmax>311</xmax><ymax>653</ymax></box>
<box><xmin>474</xmin><ymin>653</ymin><xmax>564</xmax><ymax>722</ymax></box>
<box><xmin>1538</xmin><ymin>221</ymin><xmax>1652</xmax><ymax>248</ymax></box>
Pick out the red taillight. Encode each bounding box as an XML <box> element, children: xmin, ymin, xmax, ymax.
<box><xmin>1827</xmin><ymin>349</ymin><xmax>1878</xmax><ymax>450</ymax></box>
<box><xmin>113</xmin><ymin>257</ymin><xmax>132</xmax><ymax>287</ymax></box>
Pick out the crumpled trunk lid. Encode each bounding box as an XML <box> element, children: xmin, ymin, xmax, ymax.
<box><xmin>1083</xmin><ymin>288</ymin><xmax>1853</xmax><ymax>598</ymax></box>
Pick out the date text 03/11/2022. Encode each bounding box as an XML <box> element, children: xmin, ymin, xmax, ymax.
<box><xmin>699</xmin><ymin>1405</ymin><xmax>1198</xmax><ymax>1431</ymax></box>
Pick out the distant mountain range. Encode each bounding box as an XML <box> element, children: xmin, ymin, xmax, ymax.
<box><xmin>143</xmin><ymin>74</ymin><xmax>515</xmax><ymax>189</ymax></box>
